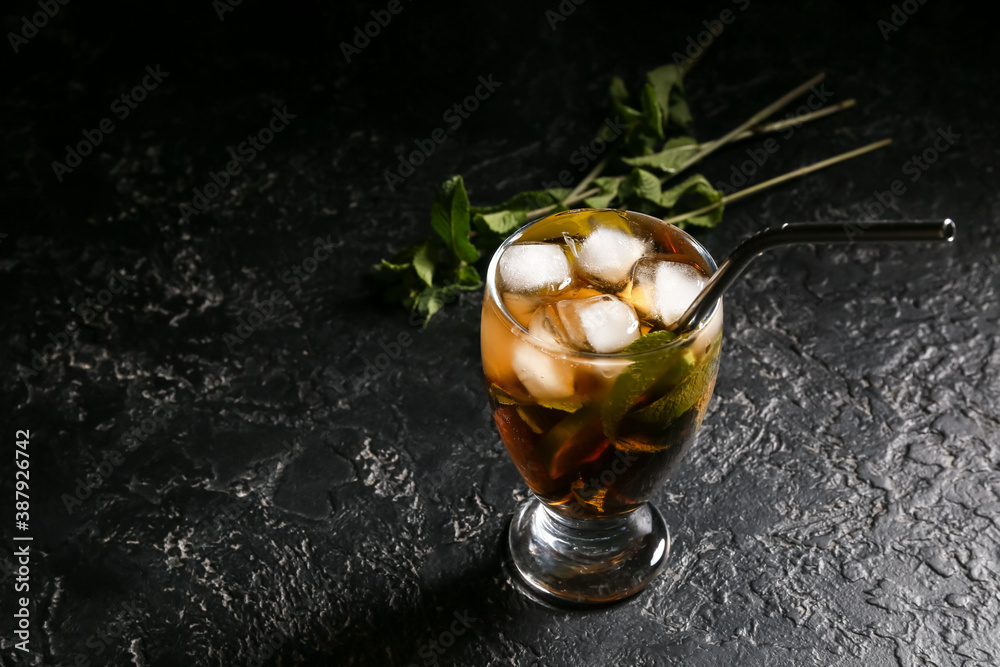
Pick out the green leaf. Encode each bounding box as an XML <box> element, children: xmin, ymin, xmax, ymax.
<box><xmin>609</xmin><ymin>76</ymin><xmax>629</xmax><ymax>103</ymax></box>
<box><xmin>583</xmin><ymin>176</ymin><xmax>621</xmax><ymax>209</ymax></box>
<box><xmin>640</xmin><ymin>83</ymin><xmax>664</xmax><ymax>140</ymax></box>
<box><xmin>475</xmin><ymin>209</ymin><xmax>527</xmax><ymax>234</ymax></box>
<box><xmin>405</xmin><ymin>264</ymin><xmax>485</xmax><ymax>325</ymax></box>
<box><xmin>621</xmin><ymin>136</ymin><xmax>698</xmax><ymax>173</ymax></box>
<box><xmin>412</xmin><ymin>241</ymin><xmax>435</xmax><ymax>286</ymax></box>
<box><xmin>537</xmin><ymin>397</ymin><xmax>585</xmax><ymax>413</ymax></box>
<box><xmin>378</xmin><ymin>257</ymin><xmax>412</xmax><ymax>273</ymax></box>
<box><xmin>659</xmin><ymin>173</ymin><xmax>721</xmax><ymax>208</ymax></box>
<box><xmin>608</xmin><ymin>76</ymin><xmax>643</xmax><ymax>123</ymax></box>
<box><xmin>430</xmin><ymin>175</ymin><xmax>479</xmax><ymax>264</ymax></box>
<box><xmin>414</xmin><ymin>287</ymin><xmax>446</xmax><ymax>322</ymax></box>
<box><xmin>669</xmin><ymin>90</ymin><xmax>693</xmax><ymax>126</ymax></box>
<box><xmin>455</xmin><ymin>264</ymin><xmax>481</xmax><ymax>288</ymax></box>
<box><xmin>681</xmin><ymin>201</ymin><xmax>725</xmax><ymax>228</ymax></box>
<box><xmin>646</xmin><ymin>64</ymin><xmax>682</xmax><ymax>126</ymax></box>
<box><xmin>601</xmin><ymin>331</ymin><xmax>699</xmax><ymax>440</ymax></box>
<box><xmin>629</xmin><ymin>338</ymin><xmax>721</xmax><ymax>427</ymax></box>
<box><xmin>471</xmin><ymin>189</ymin><xmax>570</xmax><ymax>218</ymax></box>
<box><xmin>646</xmin><ymin>64</ymin><xmax>693</xmax><ymax>130</ymax></box>
<box><xmin>620</xmin><ymin>168</ymin><xmax>662</xmax><ymax>205</ymax></box>
<box><xmin>376</xmin><ymin>242</ymin><xmax>421</xmax><ymax>274</ymax></box>
<box><xmin>625</xmin><ymin>129</ymin><xmax>661</xmax><ymax>156</ymax></box>
<box><xmin>659</xmin><ymin>174</ymin><xmax>724</xmax><ymax>227</ymax></box>
<box><xmin>488</xmin><ymin>383</ymin><xmax>519</xmax><ymax>406</ymax></box>
<box><xmin>469</xmin><ymin>191</ymin><xmax>563</xmax><ymax>264</ymax></box>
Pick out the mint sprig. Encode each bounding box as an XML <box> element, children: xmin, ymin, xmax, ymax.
<box><xmin>376</xmin><ymin>176</ymin><xmax>482</xmax><ymax>321</ymax></box>
<box><xmin>377</xmin><ymin>61</ymin><xmax>888</xmax><ymax>324</ymax></box>
<box><xmin>599</xmin><ymin>331</ymin><xmax>685</xmax><ymax>440</ymax></box>
<box><xmin>627</xmin><ymin>335</ymin><xmax>723</xmax><ymax>431</ymax></box>
<box><xmin>430</xmin><ymin>176</ymin><xmax>478</xmax><ymax>264</ymax></box>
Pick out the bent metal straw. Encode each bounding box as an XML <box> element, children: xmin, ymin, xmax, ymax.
<box><xmin>675</xmin><ymin>219</ymin><xmax>956</xmax><ymax>332</ymax></box>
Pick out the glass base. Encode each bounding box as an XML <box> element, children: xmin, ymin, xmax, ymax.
<box><xmin>507</xmin><ymin>498</ymin><xmax>670</xmax><ymax>605</ymax></box>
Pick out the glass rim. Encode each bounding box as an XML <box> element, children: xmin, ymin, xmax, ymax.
<box><xmin>485</xmin><ymin>208</ymin><xmax>722</xmax><ymax>360</ymax></box>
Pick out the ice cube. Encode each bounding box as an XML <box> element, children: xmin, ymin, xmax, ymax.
<box><xmin>498</xmin><ymin>243</ymin><xmax>572</xmax><ymax>295</ymax></box>
<box><xmin>502</xmin><ymin>293</ymin><xmax>545</xmax><ymax>329</ymax></box>
<box><xmin>576</xmin><ymin>227</ymin><xmax>650</xmax><ymax>287</ymax></box>
<box><xmin>555</xmin><ymin>295</ymin><xmax>640</xmax><ymax>354</ymax></box>
<box><xmin>511</xmin><ymin>306</ymin><xmax>575</xmax><ymax>400</ymax></box>
<box><xmin>629</xmin><ymin>257</ymin><xmax>706</xmax><ymax>326</ymax></box>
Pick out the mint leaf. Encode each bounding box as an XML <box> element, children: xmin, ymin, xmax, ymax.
<box><xmin>660</xmin><ymin>174</ymin><xmax>724</xmax><ymax>227</ymax></box>
<box><xmin>471</xmin><ymin>189</ymin><xmax>570</xmax><ymax>218</ymax></box>
<box><xmin>669</xmin><ymin>89</ymin><xmax>693</xmax><ymax>126</ymax></box>
<box><xmin>682</xmin><ymin>201</ymin><xmax>724</xmax><ymax>227</ymax></box>
<box><xmin>622</xmin><ymin>136</ymin><xmax>698</xmax><ymax>173</ymax></box>
<box><xmin>583</xmin><ymin>176</ymin><xmax>621</xmax><ymax>208</ymax></box>
<box><xmin>645</xmin><ymin>64</ymin><xmax>681</xmax><ymax>130</ymax></box>
<box><xmin>412</xmin><ymin>241</ymin><xmax>436</xmax><ymax>286</ymax></box>
<box><xmin>409</xmin><ymin>268</ymin><xmax>481</xmax><ymax>326</ymax></box>
<box><xmin>488</xmin><ymin>383</ymin><xmax>519</xmax><ymax>406</ymax></box>
<box><xmin>640</xmin><ymin>83</ymin><xmax>664</xmax><ymax>140</ymax></box>
<box><xmin>414</xmin><ymin>287</ymin><xmax>446</xmax><ymax>322</ymax></box>
<box><xmin>609</xmin><ymin>76</ymin><xmax>629</xmax><ymax>104</ymax></box>
<box><xmin>629</xmin><ymin>337</ymin><xmax>721</xmax><ymax>427</ymax></box>
<box><xmin>476</xmin><ymin>209</ymin><xmax>527</xmax><ymax>234</ymax></box>
<box><xmin>378</xmin><ymin>257</ymin><xmax>412</xmax><ymax>273</ymax></box>
<box><xmin>601</xmin><ymin>331</ymin><xmax>693</xmax><ymax>440</ymax></box>
<box><xmin>659</xmin><ymin>173</ymin><xmax>717</xmax><ymax>208</ymax></box>
<box><xmin>627</xmin><ymin>130</ymin><xmax>661</xmax><ymax>157</ymax></box>
<box><xmin>609</xmin><ymin>76</ymin><xmax>643</xmax><ymax>123</ymax></box>
<box><xmin>376</xmin><ymin>242</ymin><xmax>422</xmax><ymax>274</ymax></box>
<box><xmin>612</xmin><ymin>75</ymin><xmax>663</xmax><ymax>157</ymax></box>
<box><xmin>620</xmin><ymin>168</ymin><xmax>662</xmax><ymax>205</ymax></box>
<box><xmin>431</xmin><ymin>175</ymin><xmax>479</xmax><ymax>263</ymax></box>
<box><xmin>645</xmin><ymin>64</ymin><xmax>692</xmax><ymax>129</ymax></box>
<box><xmin>455</xmin><ymin>264</ymin><xmax>481</xmax><ymax>288</ymax></box>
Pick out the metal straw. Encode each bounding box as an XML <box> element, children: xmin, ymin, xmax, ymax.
<box><xmin>676</xmin><ymin>219</ymin><xmax>956</xmax><ymax>332</ymax></box>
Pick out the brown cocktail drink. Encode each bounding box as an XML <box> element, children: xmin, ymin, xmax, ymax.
<box><xmin>482</xmin><ymin>208</ymin><xmax>723</xmax><ymax>603</ymax></box>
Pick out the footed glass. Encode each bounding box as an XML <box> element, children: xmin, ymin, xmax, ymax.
<box><xmin>481</xmin><ymin>209</ymin><xmax>723</xmax><ymax>604</ymax></box>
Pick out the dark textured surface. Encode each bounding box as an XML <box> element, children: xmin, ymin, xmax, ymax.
<box><xmin>2</xmin><ymin>2</ymin><xmax>998</xmax><ymax>665</ymax></box>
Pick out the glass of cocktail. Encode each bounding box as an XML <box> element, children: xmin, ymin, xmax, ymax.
<box><xmin>481</xmin><ymin>208</ymin><xmax>723</xmax><ymax>604</ymax></box>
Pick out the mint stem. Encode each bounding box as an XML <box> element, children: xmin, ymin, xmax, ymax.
<box><xmin>659</xmin><ymin>138</ymin><xmax>893</xmax><ymax>225</ymax></box>
<box><xmin>560</xmin><ymin>157</ymin><xmax>608</xmax><ymax>209</ymax></box>
<box><xmin>699</xmin><ymin>99</ymin><xmax>856</xmax><ymax>150</ymax></box>
<box><xmin>662</xmin><ymin>73</ymin><xmax>827</xmax><ymax>185</ymax></box>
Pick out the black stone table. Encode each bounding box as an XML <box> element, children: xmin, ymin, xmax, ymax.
<box><xmin>2</xmin><ymin>2</ymin><xmax>998</xmax><ymax>665</ymax></box>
